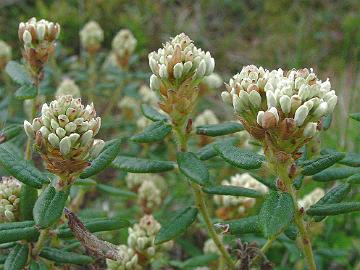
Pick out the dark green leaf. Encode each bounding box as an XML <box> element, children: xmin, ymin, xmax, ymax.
<box><xmin>15</xmin><ymin>84</ymin><xmax>37</xmax><ymax>100</ymax></box>
<box><xmin>322</xmin><ymin>114</ymin><xmax>332</xmax><ymax>130</ymax></box>
<box><xmin>74</xmin><ymin>178</ymin><xmax>97</xmax><ymax>186</ymax></box>
<box><xmin>301</xmin><ymin>153</ymin><xmax>345</xmax><ymax>176</ymax></box>
<box><xmin>307</xmin><ymin>202</ymin><xmax>360</xmax><ymax>216</ymax></box>
<box><xmin>4</xmin><ymin>243</ymin><xmax>29</xmax><ymax>270</ymax></box>
<box><xmin>29</xmin><ymin>260</ymin><xmax>47</xmax><ymax>270</ymax></box>
<box><xmin>196</xmin><ymin>122</ymin><xmax>244</xmax><ymax>137</ymax></box>
<box><xmin>0</xmin><ymin>221</ymin><xmax>38</xmax><ymax>244</ymax></box>
<box><xmin>223</xmin><ymin>216</ymin><xmax>261</xmax><ymax>235</ymax></box>
<box><xmin>80</xmin><ymin>138</ymin><xmax>123</xmax><ymax>178</ymax></box>
<box><xmin>0</xmin><ymin>124</ymin><xmax>22</xmax><ymax>144</ymax></box>
<box><xmin>97</xmin><ymin>184</ymin><xmax>136</xmax><ymax>198</ymax></box>
<box><xmin>20</xmin><ymin>185</ymin><xmax>38</xmax><ymax>220</ymax></box>
<box><xmin>0</xmin><ymin>143</ymin><xmax>49</xmax><ymax>188</ymax></box>
<box><xmin>57</xmin><ymin>217</ymin><xmax>131</xmax><ymax>238</ymax></box>
<box><xmin>196</xmin><ymin>138</ymin><xmax>238</xmax><ymax>160</ymax></box>
<box><xmin>141</xmin><ymin>104</ymin><xmax>167</xmax><ymax>121</ymax></box>
<box><xmin>113</xmin><ymin>156</ymin><xmax>175</xmax><ymax>173</ymax></box>
<box><xmin>155</xmin><ymin>207</ymin><xmax>198</xmax><ymax>244</ymax></box>
<box><xmin>311</xmin><ymin>183</ymin><xmax>351</xmax><ymax>221</ymax></box>
<box><xmin>5</xmin><ymin>61</ymin><xmax>31</xmax><ymax>85</ymax></box>
<box><xmin>312</xmin><ymin>167</ymin><xmax>360</xmax><ymax>182</ymax></box>
<box><xmin>259</xmin><ymin>192</ymin><xmax>294</xmax><ymax>237</ymax></box>
<box><xmin>284</xmin><ymin>224</ymin><xmax>298</xmax><ymax>240</ymax></box>
<box><xmin>176</xmin><ymin>152</ymin><xmax>210</xmax><ymax>186</ymax></box>
<box><xmin>214</xmin><ymin>144</ymin><xmax>264</xmax><ymax>170</ymax></box>
<box><xmin>131</xmin><ymin>121</ymin><xmax>172</xmax><ymax>143</ymax></box>
<box><xmin>40</xmin><ymin>247</ymin><xmax>93</xmax><ymax>265</ymax></box>
<box><xmin>33</xmin><ymin>186</ymin><xmax>70</xmax><ymax>228</ymax></box>
<box><xmin>293</xmin><ymin>175</ymin><xmax>304</xmax><ymax>190</ymax></box>
<box><xmin>321</xmin><ymin>148</ymin><xmax>360</xmax><ymax>167</ymax></box>
<box><xmin>348</xmin><ymin>173</ymin><xmax>360</xmax><ymax>184</ymax></box>
<box><xmin>349</xmin><ymin>112</ymin><xmax>360</xmax><ymax>122</ymax></box>
<box><xmin>203</xmin><ymin>185</ymin><xmax>264</xmax><ymax>198</ymax></box>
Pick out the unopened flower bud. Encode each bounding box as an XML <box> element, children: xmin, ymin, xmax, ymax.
<box><xmin>150</xmin><ymin>74</ymin><xmax>160</xmax><ymax>91</ymax></box>
<box><xmin>279</xmin><ymin>95</ymin><xmax>291</xmax><ymax>114</ymax></box>
<box><xmin>173</xmin><ymin>62</ymin><xmax>183</xmax><ymax>79</ymax></box>
<box><xmin>90</xmin><ymin>139</ymin><xmax>105</xmax><ymax>158</ymax></box>
<box><xmin>24</xmin><ymin>120</ymin><xmax>35</xmax><ymax>138</ymax></box>
<box><xmin>249</xmin><ymin>90</ymin><xmax>261</xmax><ymax>108</ymax></box>
<box><xmin>313</xmin><ymin>102</ymin><xmax>328</xmax><ymax>118</ymax></box>
<box><xmin>22</xmin><ymin>30</ymin><xmax>32</xmax><ymax>44</ymax></box>
<box><xmin>221</xmin><ymin>91</ymin><xmax>232</xmax><ymax>105</ymax></box>
<box><xmin>59</xmin><ymin>136</ymin><xmax>71</xmax><ymax>155</ymax></box>
<box><xmin>36</xmin><ymin>23</ymin><xmax>46</xmax><ymax>40</ymax></box>
<box><xmin>303</xmin><ymin>122</ymin><xmax>317</xmax><ymax>138</ymax></box>
<box><xmin>294</xmin><ymin>105</ymin><xmax>309</xmax><ymax>126</ymax></box>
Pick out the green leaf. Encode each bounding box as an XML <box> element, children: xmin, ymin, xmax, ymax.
<box><xmin>0</xmin><ymin>144</ymin><xmax>49</xmax><ymax>188</ymax></box>
<box><xmin>113</xmin><ymin>156</ymin><xmax>175</xmax><ymax>173</ymax></box>
<box><xmin>259</xmin><ymin>192</ymin><xmax>294</xmax><ymax>238</ymax></box>
<box><xmin>249</xmin><ymin>173</ymin><xmax>277</xmax><ymax>190</ymax></box>
<box><xmin>181</xmin><ymin>253</ymin><xmax>218</xmax><ymax>268</ymax></box>
<box><xmin>131</xmin><ymin>121</ymin><xmax>172</xmax><ymax>143</ymax></box>
<box><xmin>29</xmin><ymin>260</ymin><xmax>47</xmax><ymax>270</ymax></box>
<box><xmin>40</xmin><ymin>247</ymin><xmax>93</xmax><ymax>265</ymax></box>
<box><xmin>214</xmin><ymin>144</ymin><xmax>265</xmax><ymax>170</ymax></box>
<box><xmin>321</xmin><ymin>148</ymin><xmax>360</xmax><ymax>167</ymax></box>
<box><xmin>307</xmin><ymin>202</ymin><xmax>360</xmax><ymax>216</ymax></box>
<box><xmin>312</xmin><ymin>167</ymin><xmax>360</xmax><ymax>182</ymax></box>
<box><xmin>15</xmin><ymin>84</ymin><xmax>37</xmax><ymax>100</ymax></box>
<box><xmin>310</xmin><ymin>183</ymin><xmax>351</xmax><ymax>222</ymax></box>
<box><xmin>0</xmin><ymin>221</ymin><xmax>39</xmax><ymax>244</ymax></box>
<box><xmin>5</xmin><ymin>61</ymin><xmax>31</xmax><ymax>85</ymax></box>
<box><xmin>301</xmin><ymin>153</ymin><xmax>345</xmax><ymax>176</ymax></box>
<box><xmin>74</xmin><ymin>178</ymin><xmax>97</xmax><ymax>186</ymax></box>
<box><xmin>33</xmin><ymin>186</ymin><xmax>70</xmax><ymax>228</ymax></box>
<box><xmin>57</xmin><ymin>217</ymin><xmax>131</xmax><ymax>238</ymax></box>
<box><xmin>196</xmin><ymin>138</ymin><xmax>238</xmax><ymax>160</ymax></box>
<box><xmin>141</xmin><ymin>104</ymin><xmax>167</xmax><ymax>121</ymax></box>
<box><xmin>176</xmin><ymin>152</ymin><xmax>210</xmax><ymax>186</ymax></box>
<box><xmin>97</xmin><ymin>184</ymin><xmax>137</xmax><ymax>198</ymax></box>
<box><xmin>80</xmin><ymin>138</ymin><xmax>123</xmax><ymax>178</ymax></box>
<box><xmin>349</xmin><ymin>112</ymin><xmax>360</xmax><ymax>122</ymax></box>
<box><xmin>203</xmin><ymin>185</ymin><xmax>264</xmax><ymax>198</ymax></box>
<box><xmin>4</xmin><ymin>243</ymin><xmax>29</xmax><ymax>270</ymax></box>
<box><xmin>348</xmin><ymin>173</ymin><xmax>360</xmax><ymax>184</ymax></box>
<box><xmin>293</xmin><ymin>175</ymin><xmax>304</xmax><ymax>190</ymax></box>
<box><xmin>20</xmin><ymin>185</ymin><xmax>38</xmax><ymax>220</ymax></box>
<box><xmin>0</xmin><ymin>124</ymin><xmax>22</xmax><ymax>144</ymax></box>
<box><xmin>155</xmin><ymin>207</ymin><xmax>198</xmax><ymax>244</ymax></box>
<box><xmin>196</xmin><ymin>122</ymin><xmax>244</xmax><ymax>137</ymax></box>
<box><xmin>284</xmin><ymin>224</ymin><xmax>298</xmax><ymax>240</ymax></box>
<box><xmin>223</xmin><ymin>216</ymin><xmax>261</xmax><ymax>235</ymax></box>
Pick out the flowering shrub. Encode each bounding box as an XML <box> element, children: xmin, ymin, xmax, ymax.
<box><xmin>0</xmin><ymin>16</ymin><xmax>359</xmax><ymax>270</ymax></box>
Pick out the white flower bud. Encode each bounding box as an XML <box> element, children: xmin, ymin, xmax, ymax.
<box><xmin>233</xmin><ymin>95</ymin><xmax>242</xmax><ymax>113</ymax></box>
<box><xmin>80</xmin><ymin>130</ymin><xmax>93</xmax><ymax>146</ymax></box>
<box><xmin>51</xmin><ymin>119</ymin><xmax>59</xmax><ymax>130</ymax></box>
<box><xmin>313</xmin><ymin>102</ymin><xmax>328</xmax><ymax>118</ymax></box>
<box><xmin>268</xmin><ymin>107</ymin><xmax>279</xmax><ymax>122</ymax></box>
<box><xmin>290</xmin><ymin>95</ymin><xmax>302</xmax><ymax>112</ymax></box>
<box><xmin>239</xmin><ymin>90</ymin><xmax>250</xmax><ymax>107</ymax></box>
<box><xmin>279</xmin><ymin>95</ymin><xmax>291</xmax><ymax>114</ymax></box>
<box><xmin>159</xmin><ymin>64</ymin><xmax>168</xmax><ymax>79</ymax></box>
<box><xmin>149</xmin><ymin>74</ymin><xmax>160</xmax><ymax>91</ymax></box>
<box><xmin>326</xmin><ymin>95</ymin><xmax>337</xmax><ymax>113</ymax></box>
<box><xmin>56</xmin><ymin>127</ymin><xmax>66</xmax><ymax>139</ymax></box>
<box><xmin>48</xmin><ymin>133</ymin><xmax>60</xmax><ymax>147</ymax></box>
<box><xmin>23</xmin><ymin>120</ymin><xmax>35</xmax><ymax>138</ymax></box>
<box><xmin>303</xmin><ymin>122</ymin><xmax>317</xmax><ymax>138</ymax></box>
<box><xmin>36</xmin><ymin>23</ymin><xmax>46</xmax><ymax>40</ymax></box>
<box><xmin>298</xmin><ymin>84</ymin><xmax>310</xmax><ymax>100</ymax></box>
<box><xmin>69</xmin><ymin>133</ymin><xmax>80</xmax><ymax>145</ymax></box>
<box><xmin>149</xmin><ymin>57</ymin><xmax>158</xmax><ymax>74</ymax></box>
<box><xmin>90</xmin><ymin>139</ymin><xmax>105</xmax><ymax>158</ymax></box>
<box><xmin>183</xmin><ymin>61</ymin><xmax>193</xmax><ymax>74</ymax></box>
<box><xmin>22</xmin><ymin>30</ymin><xmax>32</xmax><ymax>44</ymax></box>
<box><xmin>257</xmin><ymin>111</ymin><xmax>265</xmax><ymax>126</ymax></box>
<box><xmin>59</xmin><ymin>136</ymin><xmax>71</xmax><ymax>155</ymax></box>
<box><xmin>221</xmin><ymin>91</ymin><xmax>232</xmax><ymax>105</ymax></box>
<box><xmin>39</xmin><ymin>126</ymin><xmax>50</xmax><ymax>138</ymax></box>
<box><xmin>294</xmin><ymin>105</ymin><xmax>309</xmax><ymax>126</ymax></box>
<box><xmin>249</xmin><ymin>90</ymin><xmax>261</xmax><ymax>108</ymax></box>
<box><xmin>173</xmin><ymin>62</ymin><xmax>183</xmax><ymax>79</ymax></box>
<box><xmin>205</xmin><ymin>57</ymin><xmax>215</xmax><ymax>75</ymax></box>
<box><xmin>194</xmin><ymin>59</ymin><xmax>206</xmax><ymax>79</ymax></box>
<box><xmin>266</xmin><ymin>90</ymin><xmax>277</xmax><ymax>108</ymax></box>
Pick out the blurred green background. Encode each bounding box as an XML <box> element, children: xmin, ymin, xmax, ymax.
<box><xmin>1</xmin><ymin>0</ymin><xmax>360</xmax><ymax>149</ymax></box>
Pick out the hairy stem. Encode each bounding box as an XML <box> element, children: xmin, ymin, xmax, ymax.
<box><xmin>32</xmin><ymin>229</ymin><xmax>49</xmax><ymax>256</ymax></box>
<box><xmin>174</xmin><ymin>123</ymin><xmax>236</xmax><ymax>270</ymax></box>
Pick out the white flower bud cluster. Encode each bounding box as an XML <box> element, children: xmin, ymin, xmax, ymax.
<box><xmin>18</xmin><ymin>17</ymin><xmax>60</xmax><ymax>46</ymax></box>
<box><xmin>203</xmin><ymin>238</ymin><xmax>221</xmax><ymax>255</ymax></box>
<box><xmin>203</xmin><ymin>73</ymin><xmax>223</xmax><ymax>89</ymax></box>
<box><xmin>222</xmin><ymin>66</ymin><xmax>337</xmax><ymax>146</ymax></box>
<box><xmin>0</xmin><ymin>40</ymin><xmax>11</xmax><ymax>69</ymax></box>
<box><xmin>298</xmin><ymin>187</ymin><xmax>324</xmax><ymax>211</ymax></box>
<box><xmin>125</xmin><ymin>173</ymin><xmax>166</xmax><ymax>192</ymax></box>
<box><xmin>112</xmin><ymin>29</ymin><xmax>137</xmax><ymax>59</ymax></box>
<box><xmin>118</xmin><ymin>96</ymin><xmax>139</xmax><ymax>112</ymax></box>
<box><xmin>194</xmin><ymin>109</ymin><xmax>219</xmax><ymax>127</ymax></box>
<box><xmin>149</xmin><ymin>33</ymin><xmax>214</xmax><ymax>91</ymax></box>
<box><xmin>24</xmin><ymin>96</ymin><xmax>104</xmax><ymax>171</ymax></box>
<box><xmin>55</xmin><ymin>79</ymin><xmax>81</xmax><ymax>99</ymax></box>
<box><xmin>106</xmin><ymin>245</ymin><xmax>140</xmax><ymax>270</ymax></box>
<box><xmin>128</xmin><ymin>215</ymin><xmax>173</xmax><ymax>257</ymax></box>
<box><xmin>214</xmin><ymin>173</ymin><xmax>268</xmax><ymax>215</ymax></box>
<box><xmin>138</xmin><ymin>180</ymin><xmax>162</xmax><ymax>212</ymax></box>
<box><xmin>139</xmin><ymin>85</ymin><xmax>158</xmax><ymax>106</ymax></box>
<box><xmin>0</xmin><ymin>176</ymin><xmax>21</xmax><ymax>222</ymax></box>
<box><xmin>79</xmin><ymin>21</ymin><xmax>104</xmax><ymax>53</ymax></box>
